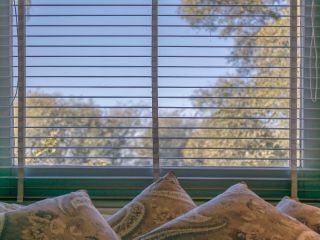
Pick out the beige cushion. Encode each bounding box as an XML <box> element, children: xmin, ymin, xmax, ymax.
<box><xmin>277</xmin><ymin>197</ymin><xmax>320</xmax><ymax>233</ymax></box>
<box><xmin>107</xmin><ymin>172</ymin><xmax>196</xmax><ymax>239</ymax></box>
<box><xmin>137</xmin><ymin>183</ymin><xmax>320</xmax><ymax>240</ymax></box>
<box><xmin>0</xmin><ymin>191</ymin><xmax>119</xmax><ymax>240</ymax></box>
<box><xmin>0</xmin><ymin>202</ymin><xmax>22</xmax><ymax>213</ymax></box>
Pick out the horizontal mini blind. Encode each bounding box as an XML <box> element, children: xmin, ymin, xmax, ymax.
<box><xmin>299</xmin><ymin>0</ymin><xmax>320</xmax><ymax>202</ymax></box>
<box><xmin>0</xmin><ymin>0</ymin><xmax>320</xmax><ymax>205</ymax></box>
<box><xmin>0</xmin><ymin>0</ymin><xmax>17</xmax><ymax>202</ymax></box>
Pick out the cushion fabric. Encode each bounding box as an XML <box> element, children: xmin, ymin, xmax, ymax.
<box><xmin>0</xmin><ymin>191</ymin><xmax>119</xmax><ymax>240</ymax></box>
<box><xmin>0</xmin><ymin>202</ymin><xmax>22</xmax><ymax>213</ymax></box>
<box><xmin>277</xmin><ymin>197</ymin><xmax>320</xmax><ymax>234</ymax></box>
<box><xmin>136</xmin><ymin>183</ymin><xmax>320</xmax><ymax>240</ymax></box>
<box><xmin>107</xmin><ymin>171</ymin><xmax>196</xmax><ymax>239</ymax></box>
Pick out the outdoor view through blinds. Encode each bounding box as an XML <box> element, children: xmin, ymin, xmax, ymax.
<box><xmin>8</xmin><ymin>0</ymin><xmax>303</xmax><ymax>168</ymax></box>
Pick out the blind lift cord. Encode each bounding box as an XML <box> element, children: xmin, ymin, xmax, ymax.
<box><xmin>310</xmin><ymin>0</ymin><xmax>318</xmax><ymax>102</ymax></box>
<box><xmin>10</xmin><ymin>0</ymin><xmax>19</xmax><ymax>106</ymax></box>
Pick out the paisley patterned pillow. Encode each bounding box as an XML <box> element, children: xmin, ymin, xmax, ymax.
<box><xmin>136</xmin><ymin>183</ymin><xmax>320</xmax><ymax>240</ymax></box>
<box><xmin>107</xmin><ymin>171</ymin><xmax>196</xmax><ymax>239</ymax></box>
<box><xmin>0</xmin><ymin>202</ymin><xmax>23</xmax><ymax>213</ymax></box>
<box><xmin>277</xmin><ymin>197</ymin><xmax>320</xmax><ymax>233</ymax></box>
<box><xmin>0</xmin><ymin>191</ymin><xmax>120</xmax><ymax>240</ymax></box>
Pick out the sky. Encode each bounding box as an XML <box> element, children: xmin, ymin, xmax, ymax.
<box><xmin>12</xmin><ymin>0</ymin><xmax>234</xmax><ymax>112</ymax></box>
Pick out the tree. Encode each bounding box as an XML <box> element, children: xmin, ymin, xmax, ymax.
<box><xmin>179</xmin><ymin>0</ymin><xmax>283</xmax><ymax>74</ymax></box>
<box><xmin>20</xmin><ymin>91</ymin><xmax>148</xmax><ymax>166</ymax></box>
<box><xmin>136</xmin><ymin>111</ymin><xmax>192</xmax><ymax>166</ymax></box>
<box><xmin>182</xmin><ymin>78</ymin><xmax>288</xmax><ymax>167</ymax></box>
<box><xmin>179</xmin><ymin>0</ymin><xmax>293</xmax><ymax>166</ymax></box>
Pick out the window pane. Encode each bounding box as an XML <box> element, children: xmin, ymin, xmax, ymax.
<box><xmin>10</xmin><ymin>0</ymin><xmax>301</xmax><ymax>168</ymax></box>
<box><xmin>13</xmin><ymin>0</ymin><xmax>153</xmax><ymax>166</ymax></box>
<box><xmin>158</xmin><ymin>0</ymin><xmax>295</xmax><ymax>167</ymax></box>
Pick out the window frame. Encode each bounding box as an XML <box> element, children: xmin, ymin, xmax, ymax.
<box><xmin>21</xmin><ymin>166</ymin><xmax>292</xmax><ymax>206</ymax></box>
<box><xmin>0</xmin><ymin>0</ymin><xmax>319</xmax><ymax>206</ymax></box>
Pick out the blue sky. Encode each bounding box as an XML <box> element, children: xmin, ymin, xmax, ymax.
<box><xmin>13</xmin><ymin>0</ymin><xmax>234</xmax><ymax>111</ymax></box>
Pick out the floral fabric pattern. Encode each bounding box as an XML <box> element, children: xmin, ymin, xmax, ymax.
<box><xmin>0</xmin><ymin>191</ymin><xmax>119</xmax><ymax>240</ymax></box>
<box><xmin>277</xmin><ymin>197</ymin><xmax>320</xmax><ymax>234</ymax></box>
<box><xmin>136</xmin><ymin>183</ymin><xmax>320</xmax><ymax>240</ymax></box>
<box><xmin>107</xmin><ymin>172</ymin><xmax>196</xmax><ymax>240</ymax></box>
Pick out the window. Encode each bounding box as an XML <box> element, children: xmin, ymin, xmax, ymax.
<box><xmin>0</xmin><ymin>0</ymin><xmax>319</xmax><ymax>205</ymax></box>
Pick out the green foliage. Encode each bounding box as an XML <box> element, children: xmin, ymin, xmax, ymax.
<box><xmin>137</xmin><ymin>111</ymin><xmax>192</xmax><ymax>166</ymax></box>
<box><xmin>179</xmin><ymin>0</ymin><xmax>284</xmax><ymax>74</ymax></box>
<box><xmin>21</xmin><ymin>92</ymin><xmax>149</xmax><ymax>166</ymax></box>
<box><xmin>183</xmin><ymin>78</ymin><xmax>289</xmax><ymax>167</ymax></box>
<box><xmin>179</xmin><ymin>0</ymin><xmax>293</xmax><ymax>166</ymax></box>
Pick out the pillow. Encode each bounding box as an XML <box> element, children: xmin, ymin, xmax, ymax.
<box><xmin>0</xmin><ymin>202</ymin><xmax>23</xmax><ymax>213</ymax></box>
<box><xmin>107</xmin><ymin>171</ymin><xmax>196</xmax><ymax>239</ymax></box>
<box><xmin>136</xmin><ymin>183</ymin><xmax>320</xmax><ymax>240</ymax></box>
<box><xmin>0</xmin><ymin>191</ymin><xmax>119</xmax><ymax>240</ymax></box>
<box><xmin>277</xmin><ymin>197</ymin><xmax>320</xmax><ymax>233</ymax></box>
